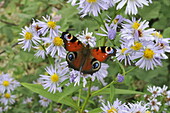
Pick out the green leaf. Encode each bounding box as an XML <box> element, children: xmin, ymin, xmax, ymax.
<box><xmin>138</xmin><ymin>1</ymin><xmax>161</xmax><ymax>20</ymax></box>
<box><xmin>92</xmin><ymin>88</ymin><xmax>144</xmax><ymax>96</ymax></box>
<box><xmin>109</xmin><ymin>85</ymin><xmax>115</xmax><ymax>102</ymax></box>
<box><xmin>21</xmin><ymin>83</ymin><xmax>80</xmax><ymax>111</ymax></box>
<box><xmin>88</xmin><ymin>108</ymin><xmax>102</xmax><ymax>113</ymax></box>
<box><xmin>163</xmin><ymin>27</ymin><xmax>170</xmax><ymax>38</ymax></box>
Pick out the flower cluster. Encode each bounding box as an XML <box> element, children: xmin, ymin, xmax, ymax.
<box><xmin>68</xmin><ymin>0</ymin><xmax>152</xmax><ymax>17</ymax></box>
<box><xmin>110</xmin><ymin>17</ymin><xmax>170</xmax><ymax>70</ymax></box>
<box><xmin>143</xmin><ymin>85</ymin><xmax>170</xmax><ymax>112</ymax></box>
<box><xmin>0</xmin><ymin>73</ymin><xmax>20</xmax><ymax>109</ymax></box>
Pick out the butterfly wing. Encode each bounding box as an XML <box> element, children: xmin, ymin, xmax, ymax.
<box><xmin>91</xmin><ymin>46</ymin><xmax>117</xmax><ymax>62</ymax></box>
<box><xmin>61</xmin><ymin>32</ymin><xmax>84</xmax><ymax>52</ymax></box>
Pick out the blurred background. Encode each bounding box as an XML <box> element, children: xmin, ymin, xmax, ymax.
<box><xmin>0</xmin><ymin>0</ymin><xmax>170</xmax><ymax>112</ymax></box>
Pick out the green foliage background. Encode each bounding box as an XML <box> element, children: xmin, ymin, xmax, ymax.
<box><xmin>0</xmin><ymin>0</ymin><xmax>170</xmax><ymax>112</ymax></box>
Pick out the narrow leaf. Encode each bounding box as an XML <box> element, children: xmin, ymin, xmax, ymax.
<box><xmin>21</xmin><ymin>83</ymin><xmax>80</xmax><ymax>111</ymax></box>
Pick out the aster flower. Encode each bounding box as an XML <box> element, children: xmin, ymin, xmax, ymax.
<box><xmin>121</xmin><ymin>18</ymin><xmax>155</xmax><ymax>42</ymax></box>
<box><xmin>116</xmin><ymin>73</ymin><xmax>124</xmax><ymax>82</ymax></box>
<box><xmin>147</xmin><ymin>86</ymin><xmax>162</xmax><ymax>97</ymax></box>
<box><xmin>77</xmin><ymin>28</ymin><xmax>96</xmax><ymax>47</ymax></box>
<box><xmin>67</xmin><ymin>0</ymin><xmax>78</xmax><ymax>6</ymax></box>
<box><xmin>42</xmin><ymin>34</ymin><xmax>66</xmax><ymax>58</ymax></box>
<box><xmin>50</xmin><ymin>7</ymin><xmax>62</xmax><ymax>22</ymax></box>
<box><xmin>165</xmin><ymin>90</ymin><xmax>170</xmax><ymax>106</ymax></box>
<box><xmin>155</xmin><ymin>38</ymin><xmax>170</xmax><ymax>59</ymax></box>
<box><xmin>23</xmin><ymin>97</ymin><xmax>33</xmax><ymax>104</ymax></box>
<box><xmin>115</xmin><ymin>0</ymin><xmax>151</xmax><ymax>15</ymax></box>
<box><xmin>39</xmin><ymin>95</ymin><xmax>52</xmax><ymax>107</ymax></box>
<box><xmin>106</xmin><ymin>15</ymin><xmax>124</xmax><ymax>29</ymax></box>
<box><xmin>78</xmin><ymin>0</ymin><xmax>109</xmax><ymax>17</ymax></box>
<box><xmin>132</xmin><ymin>44</ymin><xmax>163</xmax><ymax>70</ymax></box>
<box><xmin>96</xmin><ymin>23</ymin><xmax>116</xmax><ymax>40</ymax></box>
<box><xmin>33</xmin><ymin>44</ymin><xmax>48</xmax><ymax>59</ymax></box>
<box><xmin>39</xmin><ymin>64</ymin><xmax>69</xmax><ymax>93</ymax></box>
<box><xmin>35</xmin><ymin>15</ymin><xmax>61</xmax><ymax>37</ymax></box>
<box><xmin>0</xmin><ymin>93</ymin><xmax>16</xmax><ymax>105</ymax></box>
<box><xmin>148</xmin><ymin>98</ymin><xmax>161</xmax><ymax>111</ymax></box>
<box><xmin>0</xmin><ymin>73</ymin><xmax>20</xmax><ymax>93</ymax></box>
<box><xmin>18</xmin><ymin>26</ymin><xmax>41</xmax><ymax>51</ymax></box>
<box><xmin>116</xmin><ymin>44</ymin><xmax>133</xmax><ymax>66</ymax></box>
<box><xmin>159</xmin><ymin>85</ymin><xmax>168</xmax><ymax>96</ymax></box>
<box><xmin>124</xmin><ymin>102</ymin><xmax>149</xmax><ymax>113</ymax></box>
<box><xmin>101</xmin><ymin>99</ymin><xmax>127</xmax><ymax>113</ymax></box>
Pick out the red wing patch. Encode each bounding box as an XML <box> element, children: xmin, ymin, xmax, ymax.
<box><xmin>91</xmin><ymin>48</ymin><xmax>109</xmax><ymax>62</ymax></box>
<box><xmin>65</xmin><ymin>41</ymin><xmax>84</xmax><ymax>52</ymax></box>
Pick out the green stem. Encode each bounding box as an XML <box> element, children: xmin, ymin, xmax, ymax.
<box><xmin>98</xmin><ymin>13</ymin><xmax>107</xmax><ymax>46</ymax></box>
<box><xmin>80</xmin><ymin>80</ymin><xmax>92</xmax><ymax>113</ymax></box>
<box><xmin>77</xmin><ymin>89</ymin><xmax>82</xmax><ymax>107</ymax></box>
<box><xmin>124</xmin><ymin>67</ymin><xmax>137</xmax><ymax>75</ymax></box>
<box><xmin>116</xmin><ymin>60</ymin><xmax>126</xmax><ymax>75</ymax></box>
<box><xmin>36</xmin><ymin>41</ymin><xmax>53</xmax><ymax>64</ymax></box>
<box><xmin>92</xmin><ymin>80</ymin><xmax>117</xmax><ymax>96</ymax></box>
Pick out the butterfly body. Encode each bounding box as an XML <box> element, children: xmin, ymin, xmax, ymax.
<box><xmin>61</xmin><ymin>32</ymin><xmax>116</xmax><ymax>74</ymax></box>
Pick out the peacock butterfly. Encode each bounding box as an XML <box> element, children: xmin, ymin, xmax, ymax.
<box><xmin>61</xmin><ymin>32</ymin><xmax>117</xmax><ymax>74</ymax></box>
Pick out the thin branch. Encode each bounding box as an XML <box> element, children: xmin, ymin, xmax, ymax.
<box><xmin>0</xmin><ymin>19</ymin><xmax>18</xmax><ymax>26</ymax></box>
<box><xmin>0</xmin><ymin>42</ymin><xmax>19</xmax><ymax>55</ymax></box>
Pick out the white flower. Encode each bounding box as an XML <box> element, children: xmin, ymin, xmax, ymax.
<box><xmin>78</xmin><ymin>0</ymin><xmax>109</xmax><ymax>17</ymax></box>
<box><xmin>0</xmin><ymin>93</ymin><xmax>16</xmax><ymax>105</ymax></box>
<box><xmin>39</xmin><ymin>95</ymin><xmax>52</xmax><ymax>107</ymax></box>
<box><xmin>121</xmin><ymin>18</ymin><xmax>155</xmax><ymax>42</ymax></box>
<box><xmin>165</xmin><ymin>90</ymin><xmax>170</xmax><ymax>106</ymax></box>
<box><xmin>101</xmin><ymin>99</ymin><xmax>127</xmax><ymax>113</ymax></box>
<box><xmin>18</xmin><ymin>26</ymin><xmax>41</xmax><ymax>51</ymax></box>
<box><xmin>33</xmin><ymin>44</ymin><xmax>47</xmax><ymax>59</ymax></box>
<box><xmin>155</xmin><ymin>38</ymin><xmax>170</xmax><ymax>59</ymax></box>
<box><xmin>77</xmin><ymin>28</ymin><xmax>96</xmax><ymax>47</ymax></box>
<box><xmin>124</xmin><ymin>101</ymin><xmax>149</xmax><ymax>113</ymax></box>
<box><xmin>132</xmin><ymin>44</ymin><xmax>163</xmax><ymax>70</ymax></box>
<box><xmin>67</xmin><ymin>0</ymin><xmax>78</xmax><ymax>6</ymax></box>
<box><xmin>159</xmin><ymin>85</ymin><xmax>168</xmax><ymax>96</ymax></box>
<box><xmin>96</xmin><ymin>23</ymin><xmax>116</xmax><ymax>40</ymax></box>
<box><xmin>23</xmin><ymin>97</ymin><xmax>33</xmax><ymax>104</ymax></box>
<box><xmin>39</xmin><ymin>64</ymin><xmax>69</xmax><ymax>93</ymax></box>
<box><xmin>0</xmin><ymin>73</ymin><xmax>20</xmax><ymax>93</ymax></box>
<box><xmin>116</xmin><ymin>44</ymin><xmax>133</xmax><ymax>66</ymax></box>
<box><xmin>42</xmin><ymin>35</ymin><xmax>66</xmax><ymax>58</ymax></box>
<box><xmin>148</xmin><ymin>98</ymin><xmax>161</xmax><ymax>111</ymax></box>
<box><xmin>35</xmin><ymin>15</ymin><xmax>61</xmax><ymax>37</ymax></box>
<box><xmin>147</xmin><ymin>86</ymin><xmax>162</xmax><ymax>97</ymax></box>
<box><xmin>115</xmin><ymin>0</ymin><xmax>150</xmax><ymax>15</ymax></box>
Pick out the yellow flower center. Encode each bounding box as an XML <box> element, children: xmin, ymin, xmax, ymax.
<box><xmin>145</xmin><ymin>111</ymin><xmax>151</xmax><ymax>113</ymax></box>
<box><xmin>131</xmin><ymin>42</ymin><xmax>143</xmax><ymax>51</ymax></box>
<box><xmin>4</xmin><ymin>93</ymin><xmax>11</xmax><ymax>98</ymax></box>
<box><xmin>47</xmin><ymin>21</ymin><xmax>56</xmax><ymax>29</ymax></box>
<box><xmin>24</xmin><ymin>32</ymin><xmax>33</xmax><ymax>40</ymax></box>
<box><xmin>143</xmin><ymin>48</ymin><xmax>155</xmax><ymax>59</ymax></box>
<box><xmin>132</xmin><ymin>22</ymin><xmax>140</xmax><ymax>29</ymax></box>
<box><xmin>113</xmin><ymin>19</ymin><xmax>118</xmax><ymax>24</ymax></box>
<box><xmin>121</xmin><ymin>48</ymin><xmax>128</xmax><ymax>53</ymax></box>
<box><xmin>2</xmin><ymin>81</ymin><xmax>10</xmax><ymax>86</ymax></box>
<box><xmin>107</xmin><ymin>107</ymin><xmax>117</xmax><ymax>113</ymax></box>
<box><xmin>86</xmin><ymin>0</ymin><xmax>96</xmax><ymax>3</ymax></box>
<box><xmin>50</xmin><ymin>73</ymin><xmax>59</xmax><ymax>82</ymax></box>
<box><xmin>53</xmin><ymin>37</ymin><xmax>64</xmax><ymax>46</ymax></box>
<box><xmin>152</xmin><ymin>32</ymin><xmax>162</xmax><ymax>38</ymax></box>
